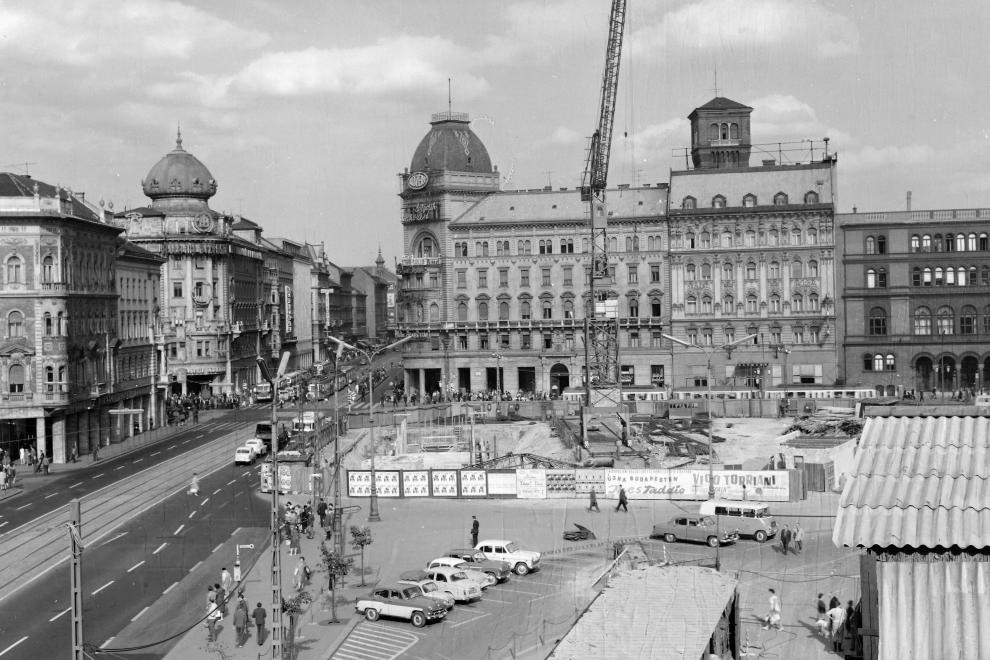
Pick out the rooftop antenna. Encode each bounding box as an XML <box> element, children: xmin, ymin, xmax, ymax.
<box><xmin>545</xmin><ymin>170</ymin><xmax>553</xmax><ymax>187</ymax></box>
<box><xmin>175</xmin><ymin>122</ymin><xmax>183</xmax><ymax>150</ymax></box>
<box><xmin>448</xmin><ymin>78</ymin><xmax>452</xmax><ymax>114</ymax></box>
<box><xmin>3</xmin><ymin>162</ymin><xmax>37</xmax><ymax>175</ymax></box>
<box><xmin>713</xmin><ymin>67</ymin><xmax>719</xmax><ymax>97</ymax></box>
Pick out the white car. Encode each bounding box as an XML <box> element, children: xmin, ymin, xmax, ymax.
<box><xmin>397</xmin><ymin>570</ymin><xmax>456</xmax><ymax>610</ymax></box>
<box><xmin>475</xmin><ymin>539</ymin><xmax>542</xmax><ymax>575</ymax></box>
<box><xmin>244</xmin><ymin>438</ymin><xmax>267</xmax><ymax>456</ymax></box>
<box><xmin>424</xmin><ymin>566</ymin><xmax>482</xmax><ymax>603</ymax></box>
<box><xmin>234</xmin><ymin>446</ymin><xmax>256</xmax><ymax>465</ymax></box>
<box><xmin>427</xmin><ymin>557</ymin><xmax>495</xmax><ymax>588</ymax></box>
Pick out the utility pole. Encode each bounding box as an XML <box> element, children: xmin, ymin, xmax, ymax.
<box><xmin>332</xmin><ymin>344</ymin><xmax>344</xmax><ymax>557</ymax></box>
<box><xmin>68</xmin><ymin>499</ymin><xmax>84</xmax><ymax>660</ymax></box>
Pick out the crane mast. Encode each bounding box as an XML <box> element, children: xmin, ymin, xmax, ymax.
<box><xmin>580</xmin><ymin>0</ymin><xmax>626</xmax><ymax>408</ymax></box>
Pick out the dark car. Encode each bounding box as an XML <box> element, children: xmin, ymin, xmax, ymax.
<box><xmin>355</xmin><ymin>584</ymin><xmax>447</xmax><ymax>627</ymax></box>
<box><xmin>444</xmin><ymin>549</ymin><xmax>512</xmax><ymax>583</ymax></box>
<box><xmin>651</xmin><ymin>515</ymin><xmax>739</xmax><ymax>547</ymax></box>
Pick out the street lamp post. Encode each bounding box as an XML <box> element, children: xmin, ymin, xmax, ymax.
<box><xmin>663</xmin><ymin>332</ymin><xmax>757</xmax><ymax>572</ymax></box>
<box><xmin>327</xmin><ymin>335</ymin><xmax>411</xmax><ymax>523</ymax></box>
<box><xmin>491</xmin><ymin>352</ymin><xmax>503</xmax><ymax>400</ymax></box>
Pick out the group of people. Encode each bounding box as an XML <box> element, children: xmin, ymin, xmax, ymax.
<box><xmin>282</xmin><ymin>501</ymin><xmax>316</xmax><ymax>555</ymax></box>
<box><xmin>778</xmin><ymin>523</ymin><xmax>804</xmax><ymax>554</ymax></box>
<box><xmin>816</xmin><ymin>594</ymin><xmax>860</xmax><ymax>653</ymax></box>
<box><xmin>205</xmin><ymin>566</ymin><xmax>267</xmax><ymax>647</ymax></box>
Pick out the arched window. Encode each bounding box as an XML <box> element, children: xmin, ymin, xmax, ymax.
<box><xmin>722</xmin><ymin>263</ymin><xmax>734</xmax><ymax>280</ymax></box>
<box><xmin>911</xmin><ymin>235</ymin><xmax>920</xmax><ymax>252</ymax></box>
<box><xmin>685</xmin><ymin>233</ymin><xmax>696</xmax><ymax>249</ymax></box>
<box><xmin>792</xmin><ymin>294</ymin><xmax>804</xmax><ymax>312</ymax></box>
<box><xmin>807</xmin><ymin>229</ymin><xmax>818</xmax><ymax>244</ymax></box>
<box><xmin>957</xmin><ymin>267</ymin><xmax>967</xmax><ymax>286</ymax></box>
<box><xmin>808</xmin><ymin>260</ymin><xmax>819</xmax><ymax>278</ymax></box>
<box><xmin>791</xmin><ymin>260</ymin><xmax>803</xmax><ymax>278</ymax></box>
<box><xmin>809</xmin><ymin>293</ymin><xmax>819</xmax><ymax>310</ymax></box>
<box><xmin>42</xmin><ymin>255</ymin><xmax>54</xmax><ymax>283</ymax></box>
<box><xmin>877</xmin><ymin>236</ymin><xmax>886</xmax><ymax>254</ymax></box>
<box><xmin>682</xmin><ymin>196</ymin><xmax>696</xmax><ymax>209</ymax></box>
<box><xmin>773</xmin><ymin>192</ymin><xmax>788</xmax><ymax>206</ymax></box>
<box><xmin>686</xmin><ymin>297</ymin><xmax>697</xmax><ymax>314</ymax></box>
<box><xmin>542</xmin><ymin>300</ymin><xmax>553</xmax><ymax>320</ymax></box>
<box><xmin>685</xmin><ymin>264</ymin><xmax>696</xmax><ymax>280</ymax></box>
<box><xmin>935</xmin><ymin>267</ymin><xmax>944</xmax><ymax>286</ymax></box>
<box><xmin>565</xmin><ymin>300</ymin><xmax>575</xmax><ymax>319</ymax></box>
<box><xmin>478</xmin><ymin>301</ymin><xmax>489</xmax><ymax>321</ymax></box>
<box><xmin>6</xmin><ymin>257</ymin><xmax>22</xmax><ymax>284</ymax></box>
<box><xmin>956</xmin><ymin>233</ymin><xmax>966</xmax><ymax>251</ymax></box>
<box><xmin>873</xmin><ymin>354</ymin><xmax>885</xmax><ymax>372</ymax></box>
<box><xmin>45</xmin><ymin>366</ymin><xmax>54</xmax><ymax>392</ymax></box>
<box><xmin>804</xmin><ymin>191</ymin><xmax>819</xmax><ymax>204</ymax></box>
<box><xmin>745</xmin><ymin>230</ymin><xmax>756</xmax><ymax>246</ymax></box>
<box><xmin>44</xmin><ymin>312</ymin><xmax>53</xmax><ymax>336</ymax></box>
<box><xmin>650</xmin><ymin>297</ymin><xmax>662</xmax><ymax>317</ymax></box>
<box><xmin>866</xmin><ymin>237</ymin><xmax>876</xmax><ymax>254</ymax></box>
<box><xmin>712</xmin><ymin>195</ymin><xmax>726</xmax><ymax>208</ymax></box>
<box><xmin>730</xmin><ymin>123</ymin><xmax>739</xmax><ymax>139</ymax></box>
<box><xmin>769</xmin><ymin>295</ymin><xmax>780</xmax><ymax>313</ymax></box>
<box><xmin>8</xmin><ymin>365</ymin><xmax>23</xmax><ymax>393</ymax></box>
<box><xmin>866</xmin><ymin>269</ymin><xmax>877</xmax><ymax>288</ymax></box>
<box><xmin>700</xmin><ymin>232</ymin><xmax>710</xmax><ymax>248</ymax></box>
<box><xmin>922</xmin><ymin>234</ymin><xmax>931</xmax><ymax>250</ymax></box>
<box><xmin>869</xmin><ymin>307</ymin><xmax>887</xmax><ymax>335</ymax></box>
<box><xmin>769</xmin><ymin>261</ymin><xmax>780</xmax><ymax>279</ymax></box>
<box><xmin>700</xmin><ymin>263</ymin><xmax>711</xmax><ymax>280</ymax></box>
<box><xmin>57</xmin><ymin>312</ymin><xmax>65</xmax><ymax>335</ymax></box>
<box><xmin>429</xmin><ymin>303</ymin><xmax>439</xmax><ymax>322</ymax></box>
<box><xmin>768</xmin><ymin>229</ymin><xmax>779</xmax><ymax>246</ymax></box>
<box><xmin>790</xmin><ymin>228</ymin><xmax>802</xmax><ymax>245</ymax></box>
<box><xmin>746</xmin><ymin>262</ymin><xmax>757</xmax><ymax>279</ymax></box>
<box><xmin>960</xmin><ymin>305</ymin><xmax>977</xmax><ymax>334</ymax></box>
<box><xmin>886</xmin><ymin>354</ymin><xmax>895</xmax><ymax>371</ymax></box>
<box><xmin>723</xmin><ymin>295</ymin><xmax>734</xmax><ymax>313</ymax></box>
<box><xmin>498</xmin><ymin>301</ymin><xmax>509</xmax><ymax>320</ymax></box>
<box><xmin>457</xmin><ymin>302</ymin><xmax>468</xmax><ymax>322</ymax></box>
<box><xmin>743</xmin><ymin>193</ymin><xmax>757</xmax><ymax>207</ymax></box>
<box><xmin>7</xmin><ymin>311</ymin><xmax>23</xmax><ymax>337</ymax></box>
<box><xmin>746</xmin><ymin>295</ymin><xmax>757</xmax><ymax>313</ymax></box>
<box><xmin>937</xmin><ymin>306</ymin><xmax>954</xmax><ymax>334</ymax></box>
<box><xmin>520</xmin><ymin>301</ymin><xmax>531</xmax><ymax>320</ymax></box>
<box><xmin>709</xmin><ymin>123</ymin><xmax>719</xmax><ymax>140</ymax></box>
<box><xmin>721</xmin><ymin>230</ymin><xmax>733</xmax><ymax>246</ymax></box>
<box><xmin>701</xmin><ymin>296</ymin><xmax>712</xmax><ymax>314</ymax></box>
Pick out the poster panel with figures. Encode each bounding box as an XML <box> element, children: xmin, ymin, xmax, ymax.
<box><xmin>347</xmin><ymin>470</ymin><xmax>373</xmax><ymax>497</ymax></box>
<box><xmin>574</xmin><ymin>468</ymin><xmax>606</xmax><ymax>494</ymax></box>
<box><xmin>516</xmin><ymin>469</ymin><xmax>547</xmax><ymax>499</ymax></box>
<box><xmin>545</xmin><ymin>469</ymin><xmax>576</xmax><ymax>498</ymax></box>
<box><xmin>431</xmin><ymin>469</ymin><xmax>459</xmax><ymax>497</ymax></box>
<box><xmin>260</xmin><ymin>463</ymin><xmax>295</xmax><ymax>494</ymax></box>
<box><xmin>402</xmin><ymin>470</ymin><xmax>430</xmax><ymax>497</ymax></box>
<box><xmin>375</xmin><ymin>471</ymin><xmax>401</xmax><ymax>497</ymax></box>
<box><xmin>459</xmin><ymin>470</ymin><xmax>488</xmax><ymax>497</ymax></box>
<box><xmin>486</xmin><ymin>471</ymin><xmax>517</xmax><ymax>497</ymax></box>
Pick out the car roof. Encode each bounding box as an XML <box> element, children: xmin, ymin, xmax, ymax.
<box><xmin>427</xmin><ymin>565</ymin><xmax>460</xmax><ymax>575</ymax></box>
<box><xmin>235</xmin><ymin>446</ymin><xmax>252</xmax><ymax>451</ymax></box>
<box><xmin>430</xmin><ymin>556</ymin><xmax>463</xmax><ymax>564</ymax></box>
<box><xmin>374</xmin><ymin>584</ymin><xmax>414</xmax><ymax>592</ymax></box>
<box><xmin>477</xmin><ymin>539</ymin><xmax>513</xmax><ymax>546</ymax></box>
<box><xmin>447</xmin><ymin>548</ymin><xmax>481</xmax><ymax>555</ymax></box>
<box><xmin>398</xmin><ymin>569</ymin><xmax>430</xmax><ymax>582</ymax></box>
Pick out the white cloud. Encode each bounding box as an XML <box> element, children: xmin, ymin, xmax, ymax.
<box><xmin>547</xmin><ymin>126</ymin><xmax>583</xmax><ymax>146</ymax></box>
<box><xmin>842</xmin><ymin>144</ymin><xmax>934</xmax><ymax>172</ymax></box>
<box><xmin>228</xmin><ymin>36</ymin><xmax>489</xmax><ymax>99</ymax></box>
<box><xmin>751</xmin><ymin>93</ymin><xmax>851</xmax><ymax>144</ymax></box>
<box><xmin>633</xmin><ymin>0</ymin><xmax>858</xmax><ymax>59</ymax></box>
<box><xmin>481</xmin><ymin>0</ymin><xmax>607</xmax><ymax>61</ymax></box>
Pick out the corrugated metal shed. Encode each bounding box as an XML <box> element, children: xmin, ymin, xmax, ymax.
<box><xmin>833</xmin><ymin>416</ymin><xmax>990</xmax><ymax>549</ymax></box>
<box><xmin>551</xmin><ymin>565</ymin><xmax>736</xmax><ymax>660</ymax></box>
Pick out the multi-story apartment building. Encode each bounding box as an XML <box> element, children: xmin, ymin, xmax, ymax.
<box><xmin>395</xmin><ymin>111</ymin><xmax>669</xmax><ymax>398</ymax></box>
<box><xmin>117</xmin><ymin>133</ymin><xmax>264</xmax><ymax>395</ymax></box>
<box><xmin>348</xmin><ymin>250</ymin><xmax>396</xmax><ymax>343</ymax></box>
<box><xmin>838</xmin><ymin>208</ymin><xmax>990</xmax><ymax>394</ymax></box>
<box><xmin>666</xmin><ymin>97</ymin><xmax>839</xmax><ymax>392</ymax></box>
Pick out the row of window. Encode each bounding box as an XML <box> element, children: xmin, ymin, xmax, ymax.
<box><xmin>910</xmin><ymin>232</ymin><xmax>989</xmax><ymax>253</ymax></box>
<box><xmin>685</xmin><ymin>293</ymin><xmax>821</xmax><ymax>314</ymax></box>
<box><xmin>451</xmin><ymin>235</ymin><xmax>663</xmax><ymax>258</ymax></box>
<box><xmin>866</xmin><ymin>305</ymin><xmax>990</xmax><ymax>336</ymax></box>
<box><xmin>684</xmin><ymin>325</ymin><xmax>823</xmax><ymax>346</ymax></box>
<box><xmin>454</xmin><ymin>264</ymin><xmax>664</xmax><ymax>289</ymax></box>
<box><xmin>680</xmin><ymin>191</ymin><xmax>820</xmax><ymax>210</ymax></box>
<box><xmin>862</xmin><ymin>354</ymin><xmax>896</xmax><ymax>372</ymax></box>
<box><xmin>863</xmin><ymin>266</ymin><xmax>990</xmax><ymax>289</ymax></box>
<box><xmin>676</xmin><ymin>226</ymin><xmax>820</xmax><ymax>249</ymax></box>
<box><xmin>457</xmin><ymin>297</ymin><xmax>664</xmax><ymax>322</ymax></box>
<box><xmin>686</xmin><ymin>259</ymin><xmax>819</xmax><ymax>280</ymax></box>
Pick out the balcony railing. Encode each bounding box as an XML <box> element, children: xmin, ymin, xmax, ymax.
<box><xmin>401</xmin><ymin>256</ymin><xmax>442</xmax><ymax>267</ymax></box>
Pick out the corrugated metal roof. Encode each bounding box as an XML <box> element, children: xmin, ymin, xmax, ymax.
<box><xmin>833</xmin><ymin>416</ymin><xmax>990</xmax><ymax>549</ymax></box>
<box><xmin>877</xmin><ymin>558</ymin><xmax>990</xmax><ymax>660</ymax></box>
<box><xmin>551</xmin><ymin>565</ymin><xmax>736</xmax><ymax>660</ymax></box>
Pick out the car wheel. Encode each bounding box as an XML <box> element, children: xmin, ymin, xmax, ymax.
<box><xmin>410</xmin><ymin>611</ymin><xmax>426</xmax><ymax>628</ymax></box>
<box><xmin>485</xmin><ymin>573</ymin><xmax>497</xmax><ymax>586</ymax></box>
<box><xmin>707</xmin><ymin>536</ymin><xmax>720</xmax><ymax>548</ymax></box>
<box><xmin>444</xmin><ymin>590</ymin><xmax>456</xmax><ymax>602</ymax></box>
<box><xmin>755</xmin><ymin>530</ymin><xmax>768</xmax><ymax>543</ymax></box>
<box><xmin>663</xmin><ymin>533</ymin><xmax>676</xmax><ymax>543</ymax></box>
<box><xmin>514</xmin><ymin>562</ymin><xmax>530</xmax><ymax>576</ymax></box>
<box><xmin>365</xmin><ymin>608</ymin><xmax>380</xmax><ymax>622</ymax></box>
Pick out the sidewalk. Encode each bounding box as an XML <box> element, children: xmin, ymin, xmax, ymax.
<box><xmin>0</xmin><ymin>408</ymin><xmax>230</xmax><ymax>503</ymax></box>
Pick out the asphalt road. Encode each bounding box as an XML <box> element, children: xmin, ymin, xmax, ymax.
<box><xmin>0</xmin><ymin>447</ymin><xmax>270</xmax><ymax>658</ymax></box>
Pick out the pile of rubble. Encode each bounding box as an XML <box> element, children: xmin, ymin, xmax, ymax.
<box><xmin>785</xmin><ymin>407</ymin><xmax>864</xmax><ymax>437</ymax></box>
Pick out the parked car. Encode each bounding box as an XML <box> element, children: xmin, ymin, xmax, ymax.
<box><xmin>234</xmin><ymin>446</ymin><xmax>256</xmax><ymax>465</ymax></box>
<box><xmin>244</xmin><ymin>438</ymin><xmax>267</xmax><ymax>457</ymax></box>
<box><xmin>354</xmin><ymin>585</ymin><xmax>447</xmax><ymax>627</ymax></box>
<box><xmin>427</xmin><ymin>557</ymin><xmax>495</xmax><ymax>588</ymax></box>
<box><xmin>424</xmin><ymin>566</ymin><xmax>482</xmax><ymax>603</ymax></box>
<box><xmin>444</xmin><ymin>549</ymin><xmax>512</xmax><ymax>583</ymax></box>
<box><xmin>475</xmin><ymin>539</ymin><xmax>542</xmax><ymax>575</ymax></box>
<box><xmin>397</xmin><ymin>570</ymin><xmax>456</xmax><ymax>610</ymax></box>
<box><xmin>650</xmin><ymin>516</ymin><xmax>739</xmax><ymax>547</ymax></box>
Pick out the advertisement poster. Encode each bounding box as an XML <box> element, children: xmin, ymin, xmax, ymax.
<box><xmin>261</xmin><ymin>463</ymin><xmax>294</xmax><ymax>494</ymax></box>
<box><xmin>545</xmin><ymin>470</ymin><xmax>576</xmax><ymax>498</ymax></box>
<box><xmin>574</xmin><ymin>468</ymin><xmax>605</xmax><ymax>494</ymax></box>
<box><xmin>459</xmin><ymin>470</ymin><xmax>488</xmax><ymax>497</ymax></box>
<box><xmin>402</xmin><ymin>470</ymin><xmax>430</xmax><ymax>497</ymax></box>
<box><xmin>486</xmin><ymin>471</ymin><xmax>517</xmax><ymax>496</ymax></box>
<box><xmin>347</xmin><ymin>470</ymin><xmax>401</xmax><ymax>497</ymax></box>
<box><xmin>516</xmin><ymin>469</ymin><xmax>547</xmax><ymax>499</ymax></box>
<box><xmin>604</xmin><ymin>469</ymin><xmax>790</xmax><ymax>501</ymax></box>
<box><xmin>431</xmin><ymin>470</ymin><xmax>459</xmax><ymax>497</ymax></box>
<box><xmin>374</xmin><ymin>471</ymin><xmax>401</xmax><ymax>497</ymax></box>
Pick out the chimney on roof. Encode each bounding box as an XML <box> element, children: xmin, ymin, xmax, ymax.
<box><xmin>853</xmin><ymin>206</ymin><xmax>857</xmax><ymax>213</ymax></box>
<box><xmin>906</xmin><ymin>191</ymin><xmax>912</xmax><ymax>211</ymax></box>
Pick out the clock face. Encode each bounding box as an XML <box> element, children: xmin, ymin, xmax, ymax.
<box><xmin>193</xmin><ymin>214</ymin><xmax>214</xmax><ymax>233</ymax></box>
<box><xmin>407</xmin><ymin>172</ymin><xmax>429</xmax><ymax>190</ymax></box>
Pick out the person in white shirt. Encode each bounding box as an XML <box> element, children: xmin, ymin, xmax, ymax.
<box><xmin>828</xmin><ymin>603</ymin><xmax>847</xmax><ymax>652</ymax></box>
<box><xmin>763</xmin><ymin>588</ymin><xmax>782</xmax><ymax>630</ymax></box>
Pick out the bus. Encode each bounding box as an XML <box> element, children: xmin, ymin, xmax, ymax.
<box><xmin>669</xmin><ymin>386</ymin><xmax>877</xmax><ymax>401</ymax></box>
<box><xmin>562</xmin><ymin>385</ymin><xmax>669</xmax><ymax>403</ymax></box>
<box><xmin>254</xmin><ymin>382</ymin><xmax>273</xmax><ymax>403</ymax></box>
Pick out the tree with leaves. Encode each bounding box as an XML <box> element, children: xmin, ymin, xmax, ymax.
<box><xmin>320</xmin><ymin>542</ymin><xmax>352</xmax><ymax>624</ymax></box>
<box><xmin>282</xmin><ymin>590</ymin><xmax>311</xmax><ymax>660</ymax></box>
<box><xmin>350</xmin><ymin>525</ymin><xmax>374</xmax><ymax>587</ymax></box>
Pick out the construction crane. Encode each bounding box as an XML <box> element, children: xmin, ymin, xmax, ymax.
<box><xmin>580</xmin><ymin>0</ymin><xmax>626</xmax><ymax>409</ymax></box>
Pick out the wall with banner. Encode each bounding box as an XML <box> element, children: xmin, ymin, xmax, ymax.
<box><xmin>345</xmin><ymin>468</ymin><xmax>798</xmax><ymax>502</ymax></box>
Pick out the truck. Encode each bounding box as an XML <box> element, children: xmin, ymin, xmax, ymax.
<box><xmin>292</xmin><ymin>411</ymin><xmax>326</xmax><ymax>433</ymax></box>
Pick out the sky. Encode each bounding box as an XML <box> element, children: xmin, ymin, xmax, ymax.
<box><xmin>0</xmin><ymin>0</ymin><xmax>987</xmax><ymax>267</ymax></box>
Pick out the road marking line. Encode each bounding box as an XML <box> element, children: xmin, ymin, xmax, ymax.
<box><xmin>92</xmin><ymin>580</ymin><xmax>114</xmax><ymax>595</ymax></box>
<box><xmin>168</xmin><ymin>445</ymin><xmax>177</xmax><ymax>450</ymax></box>
<box><xmin>213</xmin><ymin>488</ymin><xmax>222</xmax><ymax>495</ymax></box>
<box><xmin>114</xmin><ymin>466</ymin><xmax>126</xmax><ymax>471</ymax></box>
<box><xmin>451</xmin><ymin>611</ymin><xmax>491</xmax><ymax>628</ymax></box>
<box><xmin>0</xmin><ymin>522</ymin><xmax>8</xmax><ymax>529</ymax></box>
<box><xmin>200</xmin><ymin>498</ymin><xmax>209</xmax><ymax>506</ymax></box>
<box><xmin>153</xmin><ymin>542</ymin><xmax>168</xmax><ymax>555</ymax></box>
<box><xmin>195</xmin><ymin>434</ymin><xmax>205</xmax><ymax>439</ymax></box>
<box><xmin>174</xmin><ymin>524</ymin><xmax>184</xmax><ymax>535</ymax></box>
<box><xmin>15</xmin><ymin>504</ymin><xmax>30</xmax><ymax>511</ymax></box>
<box><xmin>492</xmin><ymin>587</ymin><xmax>544</xmax><ymax>596</ymax></box>
<box><xmin>515</xmin><ymin>579</ymin><xmax>558</xmax><ymax>587</ymax></box>
<box><xmin>212</xmin><ymin>543</ymin><xmax>223</xmax><ymax>553</ymax></box>
<box><xmin>49</xmin><ymin>607</ymin><xmax>71</xmax><ymax>622</ymax></box>
<box><xmin>0</xmin><ymin>636</ymin><xmax>28</xmax><ymax>656</ymax></box>
<box><xmin>190</xmin><ymin>561</ymin><xmax>202</xmax><ymax>573</ymax></box>
<box><xmin>93</xmin><ymin>473</ymin><xmax>105</xmax><ymax>478</ymax></box>
<box><xmin>477</xmin><ymin>596</ymin><xmax>512</xmax><ymax>604</ymax></box>
<box><xmin>151</xmin><ymin>452</ymin><xmax>160</xmax><ymax>457</ymax></box>
<box><xmin>98</xmin><ymin>532</ymin><xmax>128</xmax><ymax>547</ymax></box>
<box><xmin>100</xmin><ymin>637</ymin><xmax>115</xmax><ymax>649</ymax></box>
<box><xmin>44</xmin><ymin>493</ymin><xmax>58</xmax><ymax>499</ymax></box>
<box><xmin>242</xmin><ymin>471</ymin><xmax>251</xmax><ymax>477</ymax></box>
<box><xmin>131</xmin><ymin>606</ymin><xmax>150</xmax><ymax>622</ymax></box>
<box><xmin>188</xmin><ymin>511</ymin><xmax>196</xmax><ymax>518</ymax></box>
<box><xmin>133</xmin><ymin>458</ymin><xmax>143</xmax><ymax>463</ymax></box>
<box><xmin>163</xmin><ymin>582</ymin><xmax>178</xmax><ymax>594</ymax></box>
<box><xmin>181</xmin><ymin>440</ymin><xmax>190</xmax><ymax>445</ymax></box>
<box><xmin>531</xmin><ymin>592</ymin><xmax>561</xmax><ymax>602</ymax></box>
<box><xmin>69</xmin><ymin>482</ymin><xmax>83</xmax><ymax>488</ymax></box>
<box><xmin>227</xmin><ymin>479</ymin><xmax>237</xmax><ymax>485</ymax></box>
<box><xmin>127</xmin><ymin>561</ymin><xmax>145</xmax><ymax>573</ymax></box>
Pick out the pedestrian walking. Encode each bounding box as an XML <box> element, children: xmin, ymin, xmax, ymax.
<box><xmin>317</xmin><ymin>498</ymin><xmax>328</xmax><ymax>528</ymax></box>
<box><xmin>587</xmin><ymin>489</ymin><xmax>600</xmax><ymax>512</ymax></box>
<box><xmin>470</xmin><ymin>515</ymin><xmax>480</xmax><ymax>546</ymax></box>
<box><xmin>221</xmin><ymin>567</ymin><xmax>233</xmax><ymax>594</ymax></box>
<box><xmin>294</xmin><ymin>557</ymin><xmax>308</xmax><ymax>590</ymax></box>
<box><xmin>206</xmin><ymin>602</ymin><xmax>222</xmax><ymax>642</ymax></box>
<box><xmin>0</xmin><ymin>468</ymin><xmax>7</xmax><ymax>492</ymax></box>
<box><xmin>189</xmin><ymin>472</ymin><xmax>200</xmax><ymax>496</ymax></box>
<box><xmin>216</xmin><ymin>582</ymin><xmax>228</xmax><ymax>617</ymax></box>
<box><xmin>233</xmin><ymin>600</ymin><xmax>248</xmax><ymax>647</ymax></box>
<box><xmin>763</xmin><ymin>588</ymin><xmax>782</xmax><ymax>630</ymax></box>
<box><xmin>615</xmin><ymin>485</ymin><xmax>629</xmax><ymax>512</ymax></box>
<box><xmin>207</xmin><ymin>585</ymin><xmax>216</xmax><ymax>606</ymax></box>
<box><xmin>780</xmin><ymin>524</ymin><xmax>792</xmax><ymax>555</ymax></box>
<box><xmin>34</xmin><ymin>450</ymin><xmax>43</xmax><ymax>473</ymax></box>
<box><xmin>827</xmin><ymin>600</ymin><xmax>847</xmax><ymax>652</ymax></box>
<box><xmin>68</xmin><ymin>445</ymin><xmax>77</xmax><ymax>463</ymax></box>
<box><xmin>252</xmin><ymin>602</ymin><xmax>267</xmax><ymax>645</ymax></box>
<box><xmin>41</xmin><ymin>452</ymin><xmax>49</xmax><ymax>475</ymax></box>
<box><xmin>793</xmin><ymin>523</ymin><xmax>804</xmax><ymax>554</ymax></box>
<box><xmin>815</xmin><ymin>593</ymin><xmax>829</xmax><ymax>636</ymax></box>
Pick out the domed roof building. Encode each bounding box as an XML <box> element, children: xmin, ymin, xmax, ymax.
<box><xmin>409</xmin><ymin>112</ymin><xmax>494</xmax><ymax>175</ymax></box>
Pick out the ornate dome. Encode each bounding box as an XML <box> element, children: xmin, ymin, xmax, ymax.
<box><xmin>409</xmin><ymin>112</ymin><xmax>493</xmax><ymax>174</ymax></box>
<box><xmin>142</xmin><ymin>130</ymin><xmax>217</xmax><ymax>200</ymax></box>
